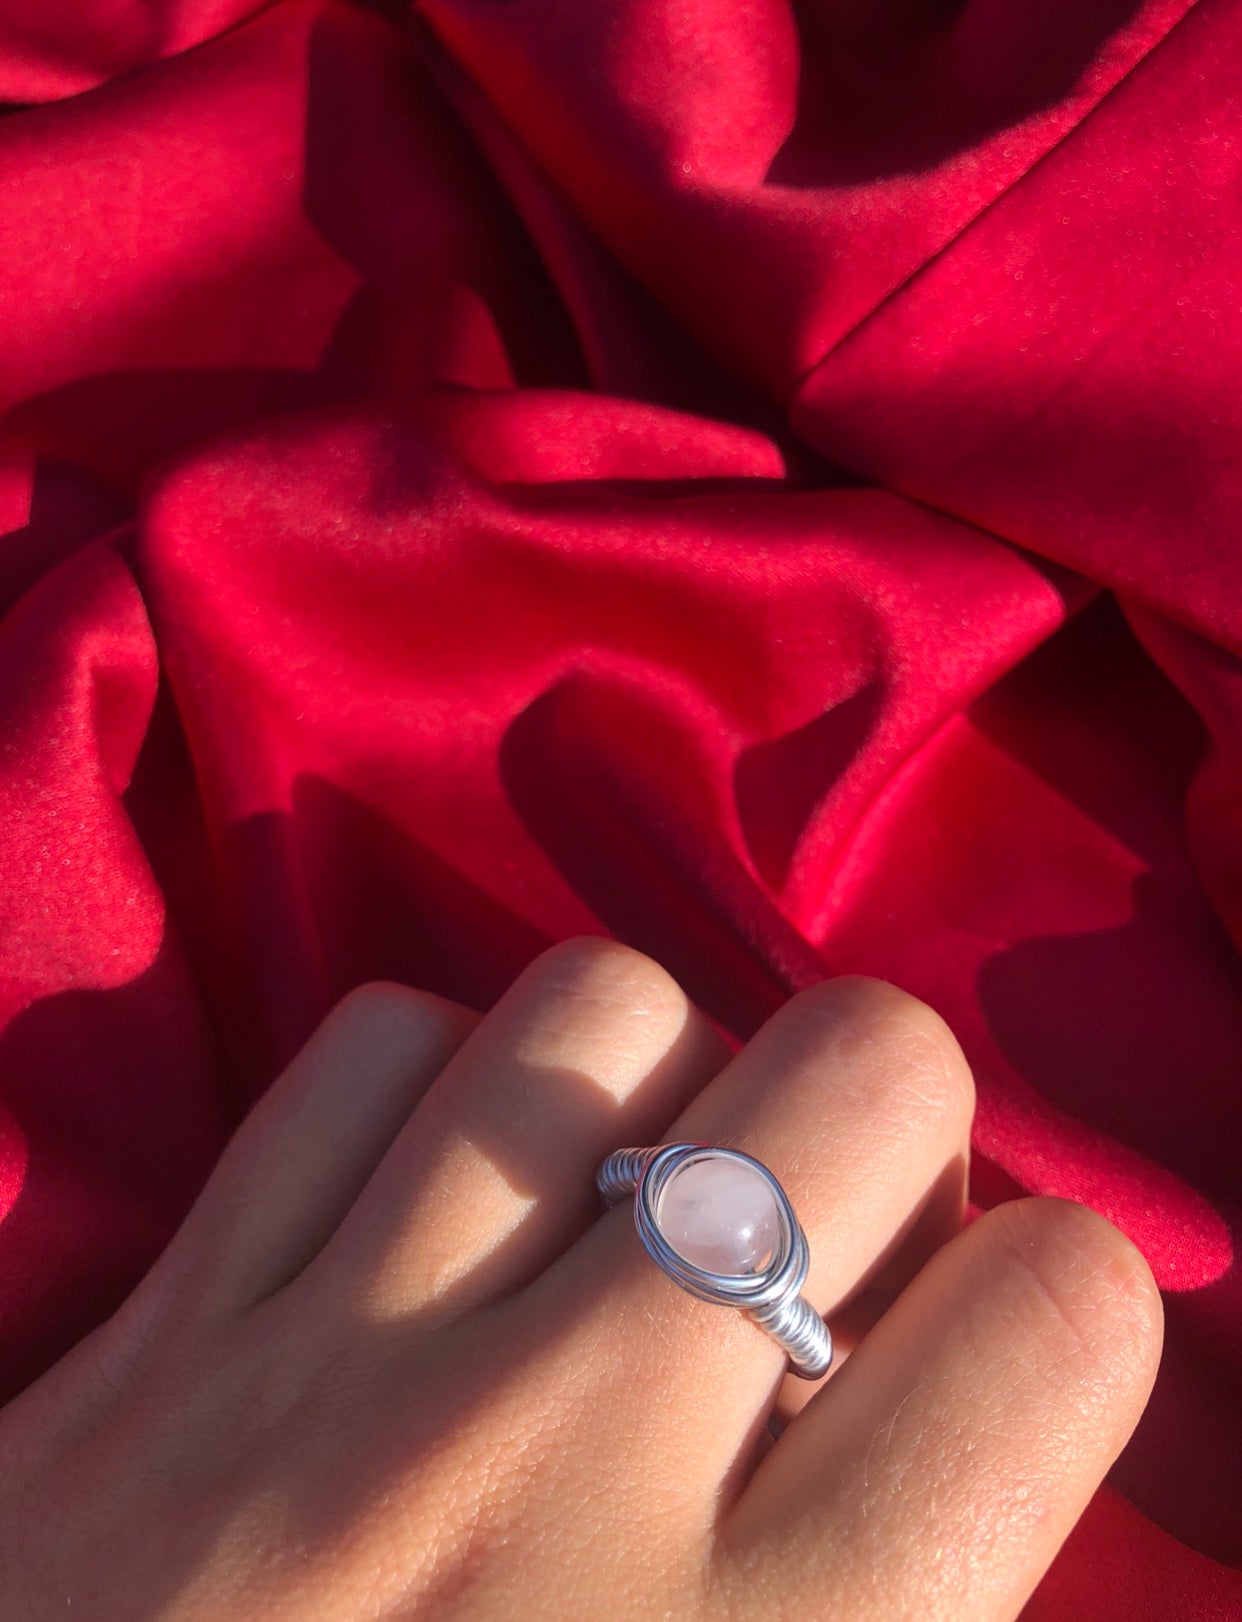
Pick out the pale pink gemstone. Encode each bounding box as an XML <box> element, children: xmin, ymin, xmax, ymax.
<box><xmin>657</xmin><ymin>1156</ymin><xmax>780</xmax><ymax>1275</ymax></box>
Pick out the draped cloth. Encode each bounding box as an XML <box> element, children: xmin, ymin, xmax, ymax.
<box><xmin>0</xmin><ymin>1</ymin><xmax>1239</xmax><ymax>1613</ymax></box>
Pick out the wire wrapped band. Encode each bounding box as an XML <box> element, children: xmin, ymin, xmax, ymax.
<box><xmin>597</xmin><ymin>1143</ymin><xmax>832</xmax><ymax>1380</ymax></box>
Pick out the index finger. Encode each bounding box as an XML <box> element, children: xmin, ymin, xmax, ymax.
<box><xmin>720</xmin><ymin>1196</ymin><xmax>1163</xmax><ymax>1622</ymax></box>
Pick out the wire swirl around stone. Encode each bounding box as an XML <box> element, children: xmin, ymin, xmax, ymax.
<box><xmin>596</xmin><ymin>1143</ymin><xmax>832</xmax><ymax>1380</ymax></box>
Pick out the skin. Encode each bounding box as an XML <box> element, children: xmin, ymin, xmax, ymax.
<box><xmin>0</xmin><ymin>939</ymin><xmax>1163</xmax><ymax>1619</ymax></box>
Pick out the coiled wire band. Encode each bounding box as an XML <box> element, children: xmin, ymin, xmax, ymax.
<box><xmin>597</xmin><ymin>1143</ymin><xmax>832</xmax><ymax>1380</ymax></box>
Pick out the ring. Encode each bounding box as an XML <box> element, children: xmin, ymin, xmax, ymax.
<box><xmin>596</xmin><ymin>1143</ymin><xmax>833</xmax><ymax>1379</ymax></box>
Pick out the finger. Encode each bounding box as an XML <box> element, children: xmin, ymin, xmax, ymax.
<box><xmin>298</xmin><ymin>937</ymin><xmax>732</xmax><ymax>1324</ymax></box>
<box><xmin>723</xmin><ymin>1197</ymin><xmax>1163</xmax><ymax>1622</ymax></box>
<box><xmin>769</xmin><ymin>1157</ymin><xmax>968</xmax><ymax>1435</ymax></box>
<box><xmin>126</xmin><ymin>983</ymin><xmax>478</xmax><ymax>1330</ymax></box>
<box><xmin>518</xmin><ymin>976</ymin><xmax>974</xmax><ymax>1506</ymax></box>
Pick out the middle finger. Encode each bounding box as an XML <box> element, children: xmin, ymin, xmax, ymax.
<box><xmin>520</xmin><ymin>976</ymin><xmax>974</xmax><ymax>1505</ymax></box>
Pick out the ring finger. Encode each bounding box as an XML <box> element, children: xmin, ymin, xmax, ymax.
<box><xmin>294</xmin><ymin>938</ymin><xmax>733</xmax><ymax>1325</ymax></box>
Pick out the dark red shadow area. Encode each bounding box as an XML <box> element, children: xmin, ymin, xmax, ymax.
<box><xmin>769</xmin><ymin>0</ymin><xmax>1149</xmax><ymax>185</ymax></box>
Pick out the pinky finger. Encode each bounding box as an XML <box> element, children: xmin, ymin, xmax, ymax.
<box><xmin>720</xmin><ymin>1197</ymin><xmax>1164</xmax><ymax>1622</ymax></box>
<box><xmin>117</xmin><ymin>983</ymin><xmax>479</xmax><ymax>1339</ymax></box>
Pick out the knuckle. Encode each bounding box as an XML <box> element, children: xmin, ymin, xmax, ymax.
<box><xmin>990</xmin><ymin>1197</ymin><xmax>1164</xmax><ymax>1381</ymax></box>
<box><xmin>522</xmin><ymin>936</ymin><xmax>689</xmax><ymax>1021</ymax></box>
<box><xmin>787</xmin><ymin>975</ymin><xmax>975</xmax><ymax>1131</ymax></box>
<box><xmin>329</xmin><ymin>980</ymin><xmax>475</xmax><ymax>1051</ymax></box>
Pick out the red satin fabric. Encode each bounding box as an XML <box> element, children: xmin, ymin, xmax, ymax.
<box><xmin>1</xmin><ymin>1</ymin><xmax>1239</xmax><ymax>1614</ymax></box>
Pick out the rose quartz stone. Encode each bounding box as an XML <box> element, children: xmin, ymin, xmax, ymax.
<box><xmin>657</xmin><ymin>1156</ymin><xmax>780</xmax><ymax>1275</ymax></box>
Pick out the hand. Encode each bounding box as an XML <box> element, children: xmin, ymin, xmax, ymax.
<box><xmin>0</xmin><ymin>941</ymin><xmax>1162</xmax><ymax>1619</ymax></box>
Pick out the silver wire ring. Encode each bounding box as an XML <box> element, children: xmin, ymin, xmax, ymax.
<box><xmin>596</xmin><ymin>1143</ymin><xmax>832</xmax><ymax>1380</ymax></box>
